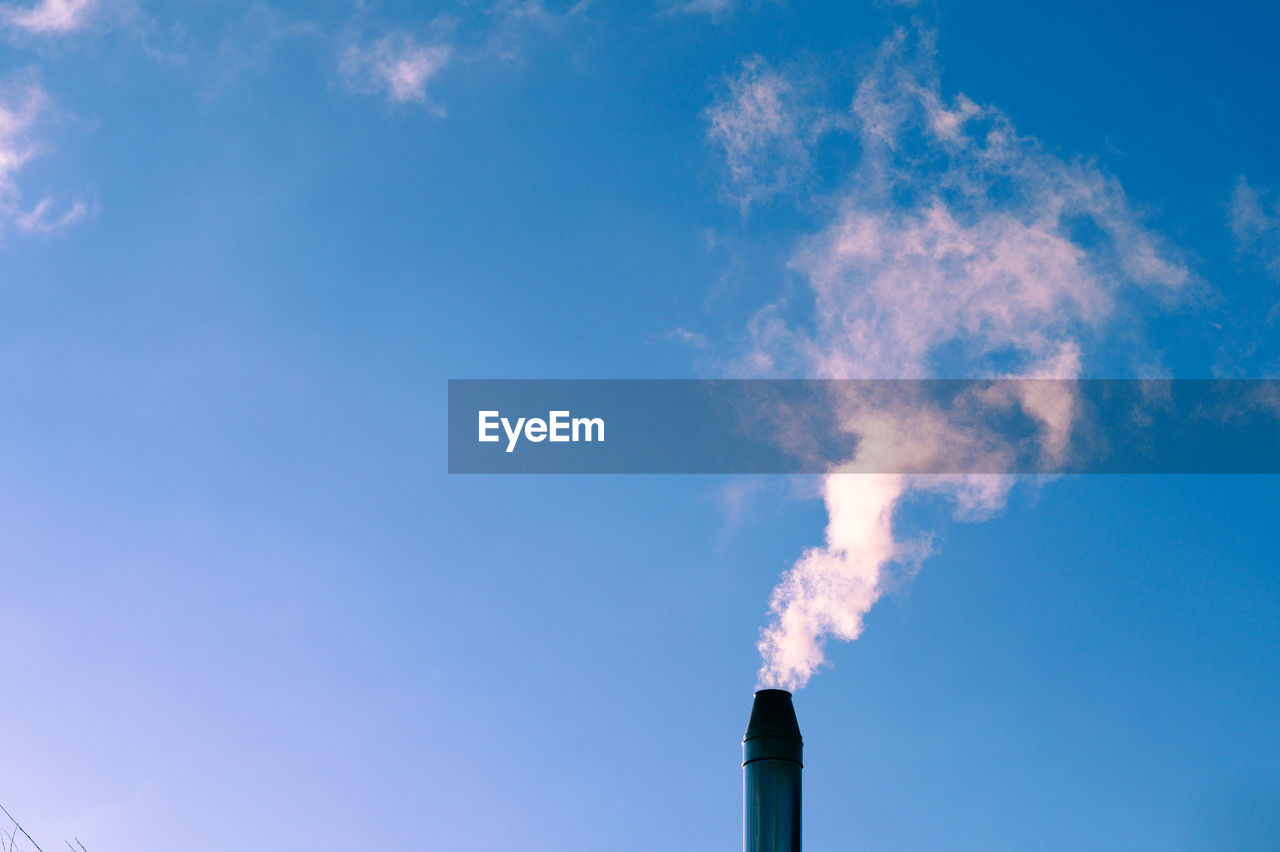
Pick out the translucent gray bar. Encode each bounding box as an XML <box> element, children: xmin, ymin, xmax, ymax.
<box><xmin>448</xmin><ymin>380</ymin><xmax>1280</xmax><ymax>474</ymax></box>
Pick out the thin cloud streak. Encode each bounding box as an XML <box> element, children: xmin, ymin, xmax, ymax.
<box><xmin>15</xmin><ymin>195</ymin><xmax>89</xmax><ymax>233</ymax></box>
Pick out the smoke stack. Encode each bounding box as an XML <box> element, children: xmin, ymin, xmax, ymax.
<box><xmin>743</xmin><ymin>688</ymin><xmax>803</xmax><ymax>852</ymax></box>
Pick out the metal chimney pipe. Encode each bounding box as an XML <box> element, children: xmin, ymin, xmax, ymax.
<box><xmin>743</xmin><ymin>688</ymin><xmax>803</xmax><ymax>852</ymax></box>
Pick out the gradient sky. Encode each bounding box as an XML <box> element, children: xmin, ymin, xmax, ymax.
<box><xmin>1</xmin><ymin>0</ymin><xmax>1278</xmax><ymax>849</ymax></box>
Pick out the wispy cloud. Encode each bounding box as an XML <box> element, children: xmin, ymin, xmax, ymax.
<box><xmin>0</xmin><ymin>75</ymin><xmax>86</xmax><ymax>237</ymax></box>
<box><xmin>1231</xmin><ymin>176</ymin><xmax>1280</xmax><ymax>280</ymax></box>
<box><xmin>14</xmin><ymin>194</ymin><xmax>89</xmax><ymax>233</ymax></box>
<box><xmin>338</xmin><ymin>2</ymin><xmax>590</xmax><ymax>113</ymax></box>
<box><xmin>662</xmin><ymin>326</ymin><xmax>709</xmax><ymax>347</ymax></box>
<box><xmin>705</xmin><ymin>56</ymin><xmax>830</xmax><ymax>211</ymax></box>
<box><xmin>341</xmin><ymin>31</ymin><xmax>453</xmax><ymax>109</ymax></box>
<box><xmin>708</xmin><ymin>27</ymin><xmax>1194</xmax><ymax>691</ymax></box>
<box><xmin>481</xmin><ymin>0</ymin><xmax>592</xmax><ymax>63</ymax></box>
<box><xmin>0</xmin><ymin>0</ymin><xmax>98</xmax><ymax>35</ymax></box>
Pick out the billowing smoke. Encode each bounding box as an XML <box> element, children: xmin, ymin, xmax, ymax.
<box><xmin>707</xmin><ymin>28</ymin><xmax>1193</xmax><ymax>691</ymax></box>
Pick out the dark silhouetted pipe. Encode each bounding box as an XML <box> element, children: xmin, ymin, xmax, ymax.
<box><xmin>743</xmin><ymin>689</ymin><xmax>802</xmax><ymax>852</ymax></box>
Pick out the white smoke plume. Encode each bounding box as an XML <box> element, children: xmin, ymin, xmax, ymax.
<box><xmin>708</xmin><ymin>28</ymin><xmax>1193</xmax><ymax>691</ymax></box>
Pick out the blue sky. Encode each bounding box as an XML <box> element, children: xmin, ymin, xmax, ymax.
<box><xmin>0</xmin><ymin>0</ymin><xmax>1278</xmax><ymax>849</ymax></box>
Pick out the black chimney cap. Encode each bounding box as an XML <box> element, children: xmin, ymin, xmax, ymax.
<box><xmin>744</xmin><ymin>689</ymin><xmax>802</xmax><ymax>742</ymax></box>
